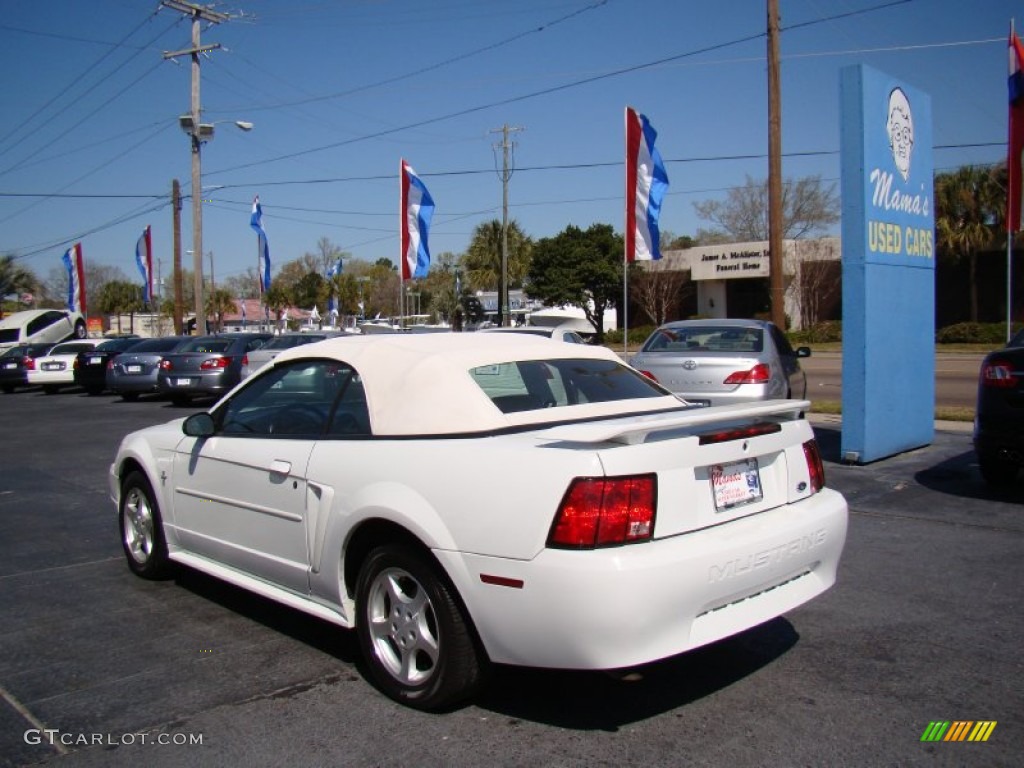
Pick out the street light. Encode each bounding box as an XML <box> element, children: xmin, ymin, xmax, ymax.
<box><xmin>179</xmin><ymin>116</ymin><xmax>252</xmax><ymax>334</ymax></box>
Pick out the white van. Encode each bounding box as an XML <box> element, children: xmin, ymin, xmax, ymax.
<box><xmin>0</xmin><ymin>310</ymin><xmax>86</xmax><ymax>354</ymax></box>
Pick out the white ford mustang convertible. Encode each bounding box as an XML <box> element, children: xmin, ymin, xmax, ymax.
<box><xmin>110</xmin><ymin>333</ymin><xmax>847</xmax><ymax>710</ymax></box>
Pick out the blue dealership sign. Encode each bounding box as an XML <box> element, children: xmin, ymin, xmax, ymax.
<box><xmin>840</xmin><ymin>65</ymin><xmax>934</xmax><ymax>463</ymax></box>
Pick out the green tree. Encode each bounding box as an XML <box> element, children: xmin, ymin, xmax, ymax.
<box><xmin>527</xmin><ymin>223</ymin><xmax>623</xmax><ymax>343</ymax></box>
<box><xmin>693</xmin><ymin>174</ymin><xmax>839</xmax><ymax>241</ymax></box>
<box><xmin>96</xmin><ymin>280</ymin><xmax>144</xmax><ymax>333</ymax></box>
<box><xmin>422</xmin><ymin>251</ymin><xmax>460</xmax><ymax>324</ymax></box>
<box><xmin>264</xmin><ymin>280</ymin><xmax>292</xmax><ymax>329</ymax></box>
<box><xmin>934</xmin><ymin>165</ymin><xmax>1002</xmax><ymax>322</ymax></box>
<box><xmin>206</xmin><ymin>288</ymin><xmax>237</xmax><ymax>332</ymax></box>
<box><xmin>463</xmin><ymin>219</ymin><xmax>532</xmax><ymax>292</ymax></box>
<box><xmin>0</xmin><ymin>255</ymin><xmax>37</xmax><ymax>318</ymax></box>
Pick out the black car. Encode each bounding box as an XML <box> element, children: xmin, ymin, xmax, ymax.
<box><xmin>974</xmin><ymin>328</ymin><xmax>1024</xmax><ymax>486</ymax></box>
<box><xmin>157</xmin><ymin>332</ymin><xmax>272</xmax><ymax>405</ymax></box>
<box><xmin>0</xmin><ymin>342</ymin><xmax>55</xmax><ymax>393</ymax></box>
<box><xmin>74</xmin><ymin>337</ymin><xmax>145</xmax><ymax>395</ymax></box>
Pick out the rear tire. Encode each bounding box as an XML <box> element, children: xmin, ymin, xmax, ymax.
<box><xmin>42</xmin><ymin>385</ymin><xmax>58</xmax><ymax>395</ymax></box>
<box><xmin>170</xmin><ymin>395</ymin><xmax>190</xmax><ymax>406</ymax></box>
<box><xmin>1</xmin><ymin>385</ymin><xmax>13</xmax><ymax>394</ymax></box>
<box><xmin>355</xmin><ymin>545</ymin><xmax>487</xmax><ymax>711</ymax></box>
<box><xmin>978</xmin><ymin>451</ymin><xmax>1019</xmax><ymax>487</ymax></box>
<box><xmin>119</xmin><ymin>470</ymin><xmax>171</xmax><ymax>579</ymax></box>
<box><xmin>120</xmin><ymin>392</ymin><xmax>140</xmax><ymax>402</ymax></box>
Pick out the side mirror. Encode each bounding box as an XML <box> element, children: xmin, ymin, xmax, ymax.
<box><xmin>796</xmin><ymin>346</ymin><xmax>812</xmax><ymax>358</ymax></box>
<box><xmin>182</xmin><ymin>412</ymin><xmax>215</xmax><ymax>437</ymax></box>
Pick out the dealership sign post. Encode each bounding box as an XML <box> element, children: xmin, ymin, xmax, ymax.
<box><xmin>839</xmin><ymin>65</ymin><xmax>934</xmax><ymax>463</ymax></box>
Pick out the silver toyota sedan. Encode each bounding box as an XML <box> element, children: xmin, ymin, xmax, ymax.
<box><xmin>629</xmin><ymin>318</ymin><xmax>810</xmax><ymax>406</ymax></box>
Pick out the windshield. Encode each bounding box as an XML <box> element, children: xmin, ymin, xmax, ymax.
<box><xmin>50</xmin><ymin>342</ymin><xmax>96</xmax><ymax>355</ymax></box>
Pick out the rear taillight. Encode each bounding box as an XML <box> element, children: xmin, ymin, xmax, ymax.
<box><xmin>159</xmin><ymin>359</ymin><xmax>172</xmax><ymax>371</ymax></box>
<box><xmin>241</xmin><ymin>354</ymin><xmax>249</xmax><ymax>367</ymax></box>
<box><xmin>107</xmin><ymin>359</ymin><xmax>115</xmax><ymax>370</ymax></box>
<box><xmin>73</xmin><ymin>358</ymin><xmax>80</xmax><ymax>370</ymax></box>
<box><xmin>548</xmin><ymin>475</ymin><xmax>656</xmax><ymax>549</ymax></box>
<box><xmin>639</xmin><ymin>370</ymin><xmax>658</xmax><ymax>382</ymax></box>
<box><xmin>200</xmin><ymin>356</ymin><xmax>231</xmax><ymax>370</ymax></box>
<box><xmin>699</xmin><ymin>422</ymin><xmax>782</xmax><ymax>445</ymax></box>
<box><xmin>724</xmin><ymin>363</ymin><xmax>770</xmax><ymax>385</ymax></box>
<box><xmin>803</xmin><ymin>439</ymin><xmax>825</xmax><ymax>493</ymax></box>
<box><xmin>24</xmin><ymin>357</ymin><xmax>35</xmax><ymax>371</ymax></box>
<box><xmin>980</xmin><ymin>359</ymin><xmax>1017</xmax><ymax>388</ymax></box>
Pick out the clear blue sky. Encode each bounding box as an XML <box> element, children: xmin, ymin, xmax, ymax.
<box><xmin>0</xmin><ymin>0</ymin><xmax>1016</xmax><ymax>293</ymax></box>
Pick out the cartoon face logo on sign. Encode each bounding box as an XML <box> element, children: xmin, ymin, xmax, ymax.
<box><xmin>887</xmin><ymin>87</ymin><xmax>914</xmax><ymax>181</ymax></box>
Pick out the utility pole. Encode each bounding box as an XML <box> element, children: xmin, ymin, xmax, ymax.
<box><xmin>172</xmin><ymin>178</ymin><xmax>184</xmax><ymax>335</ymax></box>
<box><xmin>162</xmin><ymin>0</ymin><xmax>227</xmax><ymax>336</ymax></box>
<box><xmin>767</xmin><ymin>0</ymin><xmax>786</xmax><ymax>328</ymax></box>
<box><xmin>490</xmin><ymin>124</ymin><xmax>523</xmax><ymax>327</ymax></box>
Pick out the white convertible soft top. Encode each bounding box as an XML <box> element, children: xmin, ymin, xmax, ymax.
<box><xmin>270</xmin><ymin>332</ymin><xmax>683</xmax><ymax>435</ymax></box>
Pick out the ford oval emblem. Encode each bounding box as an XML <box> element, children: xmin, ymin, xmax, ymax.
<box><xmin>682</xmin><ymin>359</ymin><xmax>698</xmax><ymax>370</ymax></box>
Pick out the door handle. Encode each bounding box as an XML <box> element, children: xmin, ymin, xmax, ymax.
<box><xmin>269</xmin><ymin>459</ymin><xmax>291</xmax><ymax>475</ymax></box>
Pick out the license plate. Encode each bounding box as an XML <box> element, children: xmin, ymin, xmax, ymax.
<box><xmin>710</xmin><ymin>459</ymin><xmax>762</xmax><ymax>511</ymax></box>
<box><xmin>89</xmin><ymin>356</ymin><xmax>102</xmax><ymax>364</ymax></box>
<box><xmin>126</xmin><ymin>365</ymin><xmax>143</xmax><ymax>373</ymax></box>
<box><xmin>175</xmin><ymin>378</ymin><xmax>193</xmax><ymax>387</ymax></box>
<box><xmin>43</xmin><ymin>362</ymin><xmax>63</xmax><ymax>371</ymax></box>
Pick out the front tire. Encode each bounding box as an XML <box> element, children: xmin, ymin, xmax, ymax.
<box><xmin>73</xmin><ymin>319</ymin><xmax>87</xmax><ymax>339</ymax></box>
<box><xmin>119</xmin><ymin>470</ymin><xmax>171</xmax><ymax>579</ymax></box>
<box><xmin>355</xmin><ymin>545</ymin><xmax>487</xmax><ymax>710</ymax></box>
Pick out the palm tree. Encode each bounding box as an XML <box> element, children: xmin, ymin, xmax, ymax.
<box><xmin>0</xmin><ymin>255</ymin><xmax>36</xmax><ymax>318</ymax></box>
<box><xmin>463</xmin><ymin>219</ymin><xmax>532</xmax><ymax>291</ymax></box>
<box><xmin>934</xmin><ymin>165</ymin><xmax>1002</xmax><ymax>322</ymax></box>
<box><xmin>206</xmin><ymin>288</ymin><xmax>238</xmax><ymax>332</ymax></box>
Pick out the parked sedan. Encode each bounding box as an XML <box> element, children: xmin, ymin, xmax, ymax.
<box><xmin>74</xmin><ymin>337</ymin><xmax>145</xmax><ymax>395</ymax></box>
<box><xmin>479</xmin><ymin>325</ymin><xmax>586</xmax><ymax>343</ymax></box>
<box><xmin>107</xmin><ymin>335</ymin><xmax>192</xmax><ymax>401</ymax></box>
<box><xmin>973</xmin><ymin>328</ymin><xmax>1024</xmax><ymax>486</ymax></box>
<box><xmin>157</xmin><ymin>333</ymin><xmax>272</xmax><ymax>405</ymax></box>
<box><xmin>111</xmin><ymin>333</ymin><xmax>847</xmax><ymax>711</ymax></box>
<box><xmin>630</xmin><ymin>318</ymin><xmax>811</xmax><ymax>406</ymax></box>
<box><xmin>27</xmin><ymin>339</ymin><xmax>101</xmax><ymax>393</ymax></box>
<box><xmin>0</xmin><ymin>342</ymin><xmax>55</xmax><ymax>393</ymax></box>
<box><xmin>240</xmin><ymin>331</ymin><xmax>340</xmax><ymax>379</ymax></box>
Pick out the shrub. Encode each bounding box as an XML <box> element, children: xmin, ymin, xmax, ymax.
<box><xmin>935</xmin><ymin>322</ymin><xmax>1023</xmax><ymax>344</ymax></box>
<box><xmin>605</xmin><ymin>325</ymin><xmax>656</xmax><ymax>346</ymax></box>
<box><xmin>789</xmin><ymin>321</ymin><xmax>842</xmax><ymax>344</ymax></box>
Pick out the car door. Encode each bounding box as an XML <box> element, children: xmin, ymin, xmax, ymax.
<box><xmin>171</xmin><ymin>360</ymin><xmax>340</xmax><ymax>593</ymax></box>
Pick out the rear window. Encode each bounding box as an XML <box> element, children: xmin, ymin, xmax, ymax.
<box><xmin>49</xmin><ymin>342</ymin><xmax>95</xmax><ymax>355</ymax></box>
<box><xmin>0</xmin><ymin>329</ymin><xmax>19</xmax><ymax>343</ymax></box>
<box><xmin>642</xmin><ymin>326</ymin><xmax>763</xmax><ymax>353</ymax></box>
<box><xmin>128</xmin><ymin>337</ymin><xmax>188</xmax><ymax>353</ymax></box>
<box><xmin>469</xmin><ymin>358</ymin><xmax>668</xmax><ymax>414</ymax></box>
<box><xmin>262</xmin><ymin>334</ymin><xmax>326</xmax><ymax>350</ymax></box>
<box><xmin>178</xmin><ymin>339</ymin><xmax>231</xmax><ymax>354</ymax></box>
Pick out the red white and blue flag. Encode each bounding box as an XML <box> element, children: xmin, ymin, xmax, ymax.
<box><xmin>62</xmin><ymin>242</ymin><xmax>86</xmax><ymax>314</ymax></box>
<box><xmin>1008</xmin><ymin>31</ymin><xmax>1024</xmax><ymax>232</ymax></box>
<box><xmin>250</xmin><ymin>196</ymin><xmax>271</xmax><ymax>292</ymax></box>
<box><xmin>135</xmin><ymin>225</ymin><xmax>153</xmax><ymax>303</ymax></box>
<box><xmin>625</xmin><ymin>106</ymin><xmax>669</xmax><ymax>262</ymax></box>
<box><xmin>400</xmin><ymin>160</ymin><xmax>434</xmax><ymax>280</ymax></box>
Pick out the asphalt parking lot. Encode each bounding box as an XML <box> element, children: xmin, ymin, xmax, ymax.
<box><xmin>0</xmin><ymin>391</ymin><xmax>1021</xmax><ymax>767</ymax></box>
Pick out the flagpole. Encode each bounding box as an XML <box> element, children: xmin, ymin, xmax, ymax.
<box><xmin>624</xmin><ymin>107</ymin><xmax>630</xmax><ymax>358</ymax></box>
<box><xmin>1011</xmin><ymin>19</ymin><xmax>1018</xmax><ymax>343</ymax></box>
<box><xmin>1007</xmin><ymin>19</ymin><xmax>1015</xmax><ymax>344</ymax></box>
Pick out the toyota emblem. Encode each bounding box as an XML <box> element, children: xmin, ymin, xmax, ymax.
<box><xmin>682</xmin><ymin>359</ymin><xmax>698</xmax><ymax>370</ymax></box>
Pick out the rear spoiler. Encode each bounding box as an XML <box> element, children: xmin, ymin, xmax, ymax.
<box><xmin>538</xmin><ymin>399</ymin><xmax>810</xmax><ymax>445</ymax></box>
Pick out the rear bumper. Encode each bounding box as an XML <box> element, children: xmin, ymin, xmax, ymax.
<box><xmin>438</xmin><ymin>487</ymin><xmax>847</xmax><ymax>669</ymax></box>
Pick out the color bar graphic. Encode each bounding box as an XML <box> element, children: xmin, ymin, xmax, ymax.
<box><xmin>920</xmin><ymin>721</ymin><xmax>997</xmax><ymax>742</ymax></box>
